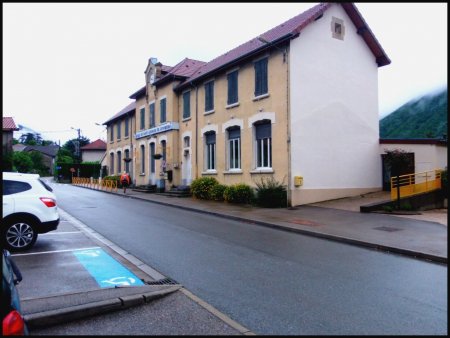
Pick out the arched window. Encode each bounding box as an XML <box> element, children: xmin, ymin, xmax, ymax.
<box><xmin>227</xmin><ymin>127</ymin><xmax>241</xmax><ymax>170</ymax></box>
<box><xmin>254</xmin><ymin>120</ymin><xmax>272</xmax><ymax>168</ymax></box>
<box><xmin>109</xmin><ymin>152</ymin><xmax>115</xmax><ymax>174</ymax></box>
<box><xmin>150</xmin><ymin>143</ymin><xmax>155</xmax><ymax>174</ymax></box>
<box><xmin>140</xmin><ymin>145</ymin><xmax>145</xmax><ymax>174</ymax></box>
<box><xmin>204</xmin><ymin>132</ymin><xmax>216</xmax><ymax>171</ymax></box>
<box><xmin>124</xmin><ymin>149</ymin><xmax>130</xmax><ymax>172</ymax></box>
<box><xmin>117</xmin><ymin>151</ymin><xmax>122</xmax><ymax>173</ymax></box>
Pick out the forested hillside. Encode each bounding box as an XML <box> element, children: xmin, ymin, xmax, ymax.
<box><xmin>380</xmin><ymin>88</ymin><xmax>447</xmax><ymax>138</ymax></box>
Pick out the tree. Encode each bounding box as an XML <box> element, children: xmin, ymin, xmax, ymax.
<box><xmin>12</xmin><ymin>152</ymin><xmax>33</xmax><ymax>173</ymax></box>
<box><xmin>383</xmin><ymin>149</ymin><xmax>413</xmax><ymax>176</ymax></box>
<box><xmin>56</xmin><ymin>147</ymin><xmax>74</xmax><ymax>164</ymax></box>
<box><xmin>61</xmin><ymin>137</ymin><xmax>90</xmax><ymax>163</ymax></box>
<box><xmin>28</xmin><ymin>150</ymin><xmax>49</xmax><ymax>175</ymax></box>
<box><xmin>19</xmin><ymin>132</ymin><xmax>42</xmax><ymax>145</ymax></box>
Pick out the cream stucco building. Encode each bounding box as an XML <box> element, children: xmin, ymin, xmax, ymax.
<box><xmin>103</xmin><ymin>3</ymin><xmax>392</xmax><ymax>206</ymax></box>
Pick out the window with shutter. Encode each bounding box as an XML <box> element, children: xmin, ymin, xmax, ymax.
<box><xmin>254</xmin><ymin>58</ymin><xmax>268</xmax><ymax>97</ymax></box>
<box><xmin>205</xmin><ymin>81</ymin><xmax>214</xmax><ymax>112</ymax></box>
<box><xmin>183</xmin><ymin>91</ymin><xmax>191</xmax><ymax>119</ymax></box>
<box><xmin>227</xmin><ymin>71</ymin><xmax>239</xmax><ymax>105</ymax></box>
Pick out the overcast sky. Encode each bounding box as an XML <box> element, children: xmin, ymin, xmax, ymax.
<box><xmin>3</xmin><ymin>2</ymin><xmax>447</xmax><ymax>145</ymax></box>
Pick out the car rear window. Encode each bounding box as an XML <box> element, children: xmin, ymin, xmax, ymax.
<box><xmin>2</xmin><ymin>180</ymin><xmax>32</xmax><ymax>195</ymax></box>
<box><xmin>38</xmin><ymin>179</ymin><xmax>53</xmax><ymax>192</ymax></box>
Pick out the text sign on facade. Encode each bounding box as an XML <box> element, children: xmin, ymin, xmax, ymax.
<box><xmin>135</xmin><ymin>122</ymin><xmax>180</xmax><ymax>139</ymax></box>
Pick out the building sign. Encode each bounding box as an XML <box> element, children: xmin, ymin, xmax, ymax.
<box><xmin>135</xmin><ymin>122</ymin><xmax>179</xmax><ymax>139</ymax></box>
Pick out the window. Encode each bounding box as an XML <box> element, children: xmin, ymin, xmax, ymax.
<box><xmin>204</xmin><ymin>81</ymin><xmax>214</xmax><ymax>112</ymax></box>
<box><xmin>140</xmin><ymin>145</ymin><xmax>145</xmax><ymax>174</ymax></box>
<box><xmin>227</xmin><ymin>71</ymin><xmax>239</xmax><ymax>105</ymax></box>
<box><xmin>183</xmin><ymin>91</ymin><xmax>191</xmax><ymax>119</ymax></box>
<box><xmin>228</xmin><ymin>127</ymin><xmax>241</xmax><ymax>170</ymax></box>
<box><xmin>254</xmin><ymin>57</ymin><xmax>268</xmax><ymax>97</ymax></box>
<box><xmin>205</xmin><ymin>132</ymin><xmax>216</xmax><ymax>171</ymax></box>
<box><xmin>3</xmin><ymin>181</ymin><xmax>32</xmax><ymax>195</ymax></box>
<box><xmin>254</xmin><ymin>121</ymin><xmax>272</xmax><ymax>168</ymax></box>
<box><xmin>160</xmin><ymin>98</ymin><xmax>166</xmax><ymax>123</ymax></box>
<box><xmin>331</xmin><ymin>17</ymin><xmax>345</xmax><ymax>40</ymax></box>
<box><xmin>140</xmin><ymin>107</ymin><xmax>145</xmax><ymax>130</ymax></box>
<box><xmin>124</xmin><ymin>149</ymin><xmax>130</xmax><ymax>172</ymax></box>
<box><xmin>150</xmin><ymin>143</ymin><xmax>155</xmax><ymax>174</ymax></box>
<box><xmin>125</xmin><ymin>117</ymin><xmax>129</xmax><ymax>137</ymax></box>
<box><xmin>184</xmin><ymin>136</ymin><xmax>190</xmax><ymax>148</ymax></box>
<box><xmin>150</xmin><ymin>103</ymin><xmax>155</xmax><ymax>128</ymax></box>
<box><xmin>110</xmin><ymin>152</ymin><xmax>115</xmax><ymax>174</ymax></box>
<box><xmin>110</xmin><ymin>125</ymin><xmax>114</xmax><ymax>142</ymax></box>
<box><xmin>117</xmin><ymin>121</ymin><xmax>121</xmax><ymax>140</ymax></box>
<box><xmin>117</xmin><ymin>151</ymin><xmax>122</xmax><ymax>173</ymax></box>
<box><xmin>161</xmin><ymin>140</ymin><xmax>167</xmax><ymax>162</ymax></box>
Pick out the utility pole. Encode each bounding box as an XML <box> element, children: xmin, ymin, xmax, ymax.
<box><xmin>71</xmin><ymin>127</ymin><xmax>81</xmax><ymax>163</ymax></box>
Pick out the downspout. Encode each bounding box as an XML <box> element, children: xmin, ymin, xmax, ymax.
<box><xmin>286</xmin><ymin>44</ymin><xmax>292</xmax><ymax>208</ymax></box>
<box><xmin>128</xmin><ymin>111</ymin><xmax>134</xmax><ymax>185</ymax></box>
<box><xmin>194</xmin><ymin>83</ymin><xmax>199</xmax><ymax>179</ymax></box>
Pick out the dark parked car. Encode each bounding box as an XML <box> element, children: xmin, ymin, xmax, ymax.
<box><xmin>2</xmin><ymin>249</ymin><xmax>28</xmax><ymax>335</ymax></box>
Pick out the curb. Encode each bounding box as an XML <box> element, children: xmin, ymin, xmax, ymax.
<box><xmin>72</xmin><ymin>185</ymin><xmax>447</xmax><ymax>265</ymax></box>
<box><xmin>24</xmin><ymin>285</ymin><xmax>181</xmax><ymax>329</ymax></box>
<box><xmin>123</xmin><ymin>192</ymin><xmax>448</xmax><ymax>264</ymax></box>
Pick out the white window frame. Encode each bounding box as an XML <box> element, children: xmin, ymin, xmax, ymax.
<box><xmin>228</xmin><ymin>130</ymin><xmax>241</xmax><ymax>170</ymax></box>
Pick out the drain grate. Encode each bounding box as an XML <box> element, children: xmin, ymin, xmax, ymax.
<box><xmin>373</xmin><ymin>226</ymin><xmax>403</xmax><ymax>232</ymax></box>
<box><xmin>146</xmin><ymin>277</ymin><xmax>179</xmax><ymax>285</ymax></box>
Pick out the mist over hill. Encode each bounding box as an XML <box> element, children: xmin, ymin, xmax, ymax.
<box><xmin>380</xmin><ymin>88</ymin><xmax>447</xmax><ymax>139</ymax></box>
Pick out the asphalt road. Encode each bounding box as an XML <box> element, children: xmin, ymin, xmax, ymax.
<box><xmin>50</xmin><ymin>183</ymin><xmax>447</xmax><ymax>335</ymax></box>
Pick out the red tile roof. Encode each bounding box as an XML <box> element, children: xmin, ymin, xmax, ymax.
<box><xmin>153</xmin><ymin>58</ymin><xmax>206</xmax><ymax>86</ymax></box>
<box><xmin>81</xmin><ymin>139</ymin><xmax>107</xmax><ymax>150</ymax></box>
<box><xmin>176</xmin><ymin>2</ymin><xmax>390</xmax><ymax>90</ymax></box>
<box><xmin>3</xmin><ymin>117</ymin><xmax>19</xmax><ymax>131</ymax></box>
<box><xmin>103</xmin><ymin>101</ymin><xmax>136</xmax><ymax>125</ymax></box>
<box><xmin>129</xmin><ymin>58</ymin><xmax>206</xmax><ymax>99</ymax></box>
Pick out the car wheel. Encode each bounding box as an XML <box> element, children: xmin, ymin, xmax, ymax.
<box><xmin>3</xmin><ymin>218</ymin><xmax>38</xmax><ymax>251</ymax></box>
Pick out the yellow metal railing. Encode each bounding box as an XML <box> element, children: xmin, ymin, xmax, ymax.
<box><xmin>72</xmin><ymin>177</ymin><xmax>118</xmax><ymax>192</ymax></box>
<box><xmin>390</xmin><ymin>169</ymin><xmax>442</xmax><ymax>200</ymax></box>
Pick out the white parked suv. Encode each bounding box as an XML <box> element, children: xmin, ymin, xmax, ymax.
<box><xmin>2</xmin><ymin>172</ymin><xmax>60</xmax><ymax>251</ymax></box>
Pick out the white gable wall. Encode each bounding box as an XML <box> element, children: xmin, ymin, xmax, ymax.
<box><xmin>289</xmin><ymin>4</ymin><xmax>382</xmax><ymax>205</ymax></box>
<box><xmin>82</xmin><ymin>150</ymin><xmax>106</xmax><ymax>163</ymax></box>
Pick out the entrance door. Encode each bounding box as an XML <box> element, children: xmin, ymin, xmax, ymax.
<box><xmin>182</xmin><ymin>150</ymin><xmax>192</xmax><ymax>186</ymax></box>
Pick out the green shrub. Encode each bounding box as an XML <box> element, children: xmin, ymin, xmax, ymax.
<box><xmin>12</xmin><ymin>152</ymin><xmax>33</xmax><ymax>173</ymax></box>
<box><xmin>103</xmin><ymin>175</ymin><xmax>122</xmax><ymax>186</ymax></box>
<box><xmin>400</xmin><ymin>202</ymin><xmax>414</xmax><ymax>211</ymax></box>
<box><xmin>224</xmin><ymin>183</ymin><xmax>253</xmax><ymax>204</ymax></box>
<box><xmin>254</xmin><ymin>176</ymin><xmax>287</xmax><ymax>208</ymax></box>
<box><xmin>209</xmin><ymin>184</ymin><xmax>227</xmax><ymax>201</ymax></box>
<box><xmin>382</xmin><ymin>205</ymin><xmax>393</xmax><ymax>212</ymax></box>
<box><xmin>190</xmin><ymin>177</ymin><xmax>219</xmax><ymax>199</ymax></box>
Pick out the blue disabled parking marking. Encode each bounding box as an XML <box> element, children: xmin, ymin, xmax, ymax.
<box><xmin>73</xmin><ymin>248</ymin><xmax>144</xmax><ymax>288</ymax></box>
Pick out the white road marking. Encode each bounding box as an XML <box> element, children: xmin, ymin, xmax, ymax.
<box><xmin>11</xmin><ymin>247</ymin><xmax>101</xmax><ymax>257</ymax></box>
<box><xmin>39</xmin><ymin>231</ymin><xmax>81</xmax><ymax>235</ymax></box>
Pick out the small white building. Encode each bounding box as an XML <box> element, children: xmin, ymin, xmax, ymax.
<box><xmin>81</xmin><ymin>139</ymin><xmax>107</xmax><ymax>164</ymax></box>
<box><xmin>380</xmin><ymin>138</ymin><xmax>447</xmax><ymax>189</ymax></box>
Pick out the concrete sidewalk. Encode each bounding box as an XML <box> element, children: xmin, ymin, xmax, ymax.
<box><xmin>110</xmin><ymin>187</ymin><xmax>447</xmax><ymax>264</ymax></box>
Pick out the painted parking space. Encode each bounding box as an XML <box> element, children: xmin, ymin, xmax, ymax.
<box><xmin>73</xmin><ymin>248</ymin><xmax>144</xmax><ymax>288</ymax></box>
